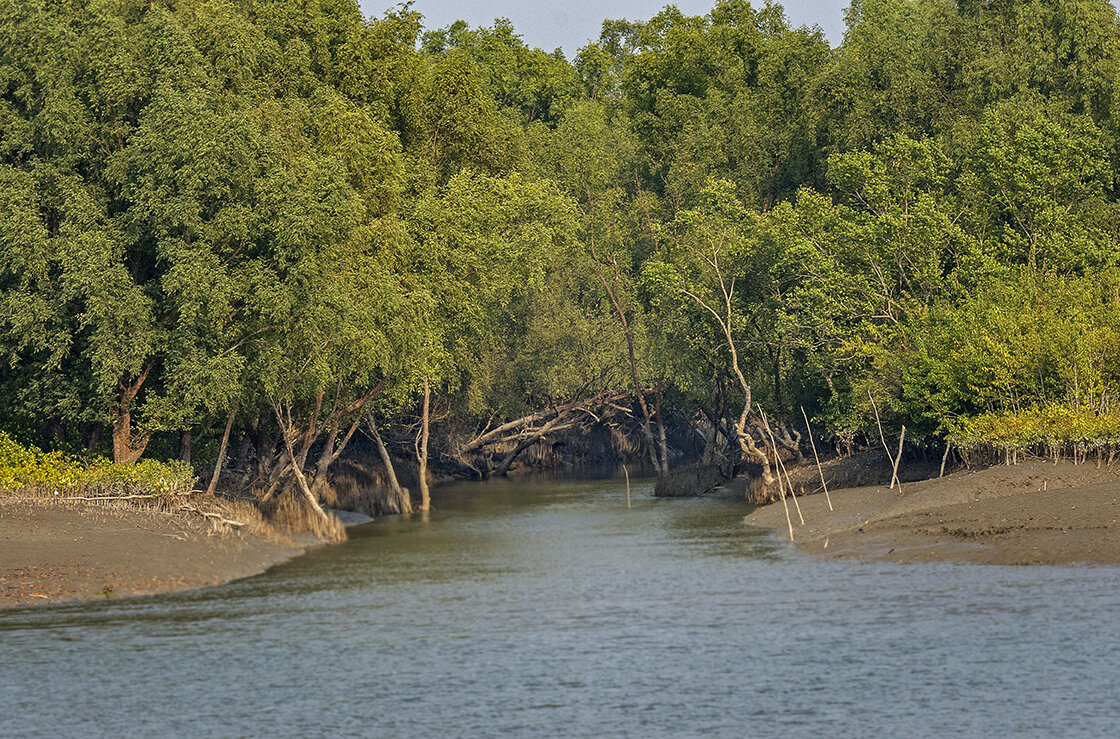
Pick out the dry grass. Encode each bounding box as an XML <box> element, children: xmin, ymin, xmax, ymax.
<box><xmin>744</xmin><ymin>449</ymin><xmax>941</xmax><ymax>504</ymax></box>
<box><xmin>654</xmin><ymin>462</ymin><xmax>727</xmax><ymax>497</ymax></box>
<box><xmin>267</xmin><ymin>494</ymin><xmax>348</xmax><ymax>543</ymax></box>
<box><xmin>0</xmin><ymin>485</ymin><xmax>349</xmax><ymax>545</ymax></box>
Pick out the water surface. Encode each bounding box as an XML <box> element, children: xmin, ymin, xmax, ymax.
<box><xmin>2</xmin><ymin>476</ymin><xmax>1118</xmax><ymax>736</ymax></box>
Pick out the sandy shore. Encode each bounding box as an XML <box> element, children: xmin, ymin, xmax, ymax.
<box><xmin>743</xmin><ymin>460</ymin><xmax>1120</xmax><ymax>565</ymax></box>
<box><xmin>0</xmin><ymin>499</ymin><xmax>312</xmax><ymax>608</ymax></box>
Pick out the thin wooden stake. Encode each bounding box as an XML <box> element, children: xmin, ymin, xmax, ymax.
<box><xmin>890</xmin><ymin>425</ymin><xmax>905</xmax><ymax>490</ymax></box>
<box><xmin>939</xmin><ymin>440</ymin><xmax>951</xmax><ymax>478</ymax></box>
<box><xmin>801</xmin><ymin>406</ymin><xmax>832</xmax><ymax>511</ymax></box>
<box><xmin>623</xmin><ymin>464</ymin><xmax>631</xmax><ymax>509</ymax></box>
<box><xmin>776</xmin><ymin>466</ymin><xmax>794</xmax><ymax>542</ymax></box>
<box><xmin>765</xmin><ymin>417</ymin><xmax>804</xmax><ymax>525</ymax></box>
<box><xmin>867</xmin><ymin>389</ymin><xmax>899</xmax><ymax>487</ymax></box>
<box><xmin>777</xmin><ymin>451</ymin><xmax>804</xmax><ymax>525</ymax></box>
<box><xmin>759</xmin><ymin>406</ymin><xmax>799</xmax><ymax>535</ymax></box>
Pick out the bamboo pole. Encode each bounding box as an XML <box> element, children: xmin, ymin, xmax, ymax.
<box><xmin>775</xmin><ymin>461</ymin><xmax>795</xmax><ymax>542</ymax></box>
<box><xmin>765</xmin><ymin>419</ymin><xmax>804</xmax><ymax>525</ymax></box>
<box><xmin>623</xmin><ymin>464</ymin><xmax>631</xmax><ymax>509</ymax></box>
<box><xmin>759</xmin><ymin>406</ymin><xmax>801</xmax><ymax>531</ymax></box>
<box><xmin>867</xmin><ymin>389</ymin><xmax>899</xmax><ymax>489</ymax></box>
<box><xmin>801</xmin><ymin>406</ymin><xmax>832</xmax><ymax>511</ymax></box>
<box><xmin>890</xmin><ymin>425</ymin><xmax>905</xmax><ymax>491</ymax></box>
<box><xmin>776</xmin><ymin>449</ymin><xmax>804</xmax><ymax>525</ymax></box>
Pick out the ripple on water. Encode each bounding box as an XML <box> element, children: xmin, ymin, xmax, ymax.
<box><xmin>2</xmin><ymin>477</ymin><xmax>1119</xmax><ymax>737</ymax></box>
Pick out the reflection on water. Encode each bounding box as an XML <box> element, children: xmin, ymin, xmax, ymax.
<box><xmin>2</xmin><ymin>476</ymin><xmax>1119</xmax><ymax>737</ymax></box>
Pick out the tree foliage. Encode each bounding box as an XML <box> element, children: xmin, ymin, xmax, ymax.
<box><xmin>4</xmin><ymin>0</ymin><xmax>1120</xmax><ymax>504</ymax></box>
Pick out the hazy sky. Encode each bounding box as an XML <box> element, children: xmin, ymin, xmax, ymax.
<box><xmin>359</xmin><ymin>1</ymin><xmax>850</xmax><ymax>57</ymax></box>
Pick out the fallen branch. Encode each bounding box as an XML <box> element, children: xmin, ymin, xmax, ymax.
<box><xmin>58</xmin><ymin>494</ymin><xmax>158</xmax><ymax>501</ymax></box>
<box><xmin>178</xmin><ymin>505</ymin><xmax>246</xmax><ymax>529</ymax></box>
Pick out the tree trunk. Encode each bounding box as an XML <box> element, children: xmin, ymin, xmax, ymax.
<box><xmin>679</xmin><ymin>280</ymin><xmax>772</xmax><ymax>495</ymax></box>
<box><xmin>273</xmin><ymin>400</ymin><xmax>333</xmax><ymax>527</ymax></box>
<box><xmin>251</xmin><ymin>418</ymin><xmax>270</xmax><ymax>483</ymax></box>
<box><xmin>112</xmin><ymin>362</ymin><xmax>153</xmax><ymax>465</ymax></box>
<box><xmin>289</xmin><ymin>448</ymin><xmax>332</xmax><ymax>526</ymax></box>
<box><xmin>112</xmin><ymin>409</ymin><xmax>150</xmax><ymax>465</ymax></box>
<box><xmin>233</xmin><ymin>429</ymin><xmax>252</xmax><ymax>473</ymax></box>
<box><xmin>308</xmin><ymin>409</ymin><xmax>366</xmax><ymax>504</ymax></box>
<box><xmin>49</xmin><ymin>419</ymin><xmax>66</xmax><ymax>446</ymax></box>
<box><xmin>416</xmin><ymin>377</ymin><xmax>431</xmax><ymax>512</ymax></box>
<box><xmin>112</xmin><ymin>413</ymin><xmax>130</xmax><ymax>464</ymax></box>
<box><xmin>656</xmin><ymin>381</ymin><xmax>669</xmax><ymax>473</ymax></box>
<box><xmin>179</xmin><ymin>429</ymin><xmax>192</xmax><ymax>464</ymax></box>
<box><xmin>490</xmin><ymin>413</ymin><xmax>571</xmax><ymax>477</ymax></box>
<box><xmin>206</xmin><ymin>402</ymin><xmax>239</xmax><ymax>497</ymax></box>
<box><xmin>735</xmin><ymin>406</ymin><xmax>773</xmax><ymax>485</ymax></box>
<box><xmin>310</xmin><ymin>418</ymin><xmax>340</xmax><ymax>499</ymax></box>
<box><xmin>81</xmin><ymin>422</ymin><xmax>101</xmax><ymax>453</ymax></box>
<box><xmin>772</xmin><ymin>344</ymin><xmax>782</xmax><ymax>408</ymax></box>
<box><xmin>368</xmin><ymin>413</ymin><xmax>411</xmax><ymax>514</ymax></box>
<box><xmin>589</xmin><ymin>237</ymin><xmax>664</xmax><ymax>477</ymax></box>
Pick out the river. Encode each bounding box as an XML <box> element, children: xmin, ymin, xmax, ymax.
<box><xmin>2</xmin><ymin>475</ymin><xmax>1119</xmax><ymax>737</ymax></box>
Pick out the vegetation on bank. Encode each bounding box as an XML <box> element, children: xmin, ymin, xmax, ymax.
<box><xmin>3</xmin><ymin>0</ymin><xmax>1120</xmax><ymax>513</ymax></box>
<box><xmin>949</xmin><ymin>408</ymin><xmax>1120</xmax><ymax>464</ymax></box>
<box><xmin>0</xmin><ymin>432</ymin><xmax>345</xmax><ymax>542</ymax></box>
<box><xmin>0</xmin><ymin>433</ymin><xmax>193</xmax><ymax>497</ymax></box>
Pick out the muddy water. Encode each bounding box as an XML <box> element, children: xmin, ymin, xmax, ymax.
<box><xmin>2</xmin><ymin>476</ymin><xmax>1119</xmax><ymax>736</ymax></box>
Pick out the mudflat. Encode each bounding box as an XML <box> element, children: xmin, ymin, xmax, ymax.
<box><xmin>0</xmin><ymin>499</ymin><xmax>306</xmax><ymax>608</ymax></box>
<box><xmin>744</xmin><ymin>460</ymin><xmax>1120</xmax><ymax>565</ymax></box>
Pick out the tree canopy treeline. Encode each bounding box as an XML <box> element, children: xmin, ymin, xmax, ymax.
<box><xmin>2</xmin><ymin>0</ymin><xmax>1119</xmax><ymax>510</ymax></box>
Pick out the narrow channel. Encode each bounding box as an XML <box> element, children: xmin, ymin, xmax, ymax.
<box><xmin>2</xmin><ymin>476</ymin><xmax>1118</xmax><ymax>736</ymax></box>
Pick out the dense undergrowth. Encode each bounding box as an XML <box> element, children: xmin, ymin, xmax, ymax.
<box><xmin>0</xmin><ymin>433</ymin><xmax>194</xmax><ymax>497</ymax></box>
<box><xmin>0</xmin><ymin>432</ymin><xmax>346</xmax><ymax>542</ymax></box>
<box><xmin>948</xmin><ymin>407</ymin><xmax>1120</xmax><ymax>465</ymax></box>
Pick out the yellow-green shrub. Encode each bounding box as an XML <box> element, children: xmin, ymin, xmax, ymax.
<box><xmin>0</xmin><ymin>433</ymin><xmax>194</xmax><ymax>496</ymax></box>
<box><xmin>948</xmin><ymin>407</ymin><xmax>1120</xmax><ymax>452</ymax></box>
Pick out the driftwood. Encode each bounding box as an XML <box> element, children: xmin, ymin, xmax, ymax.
<box><xmin>454</xmin><ymin>390</ymin><xmax>635</xmax><ymax>476</ymax></box>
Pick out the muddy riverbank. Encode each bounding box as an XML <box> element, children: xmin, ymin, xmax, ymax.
<box><xmin>0</xmin><ymin>499</ymin><xmax>314</xmax><ymax>607</ymax></box>
<box><xmin>743</xmin><ymin>460</ymin><xmax>1120</xmax><ymax>565</ymax></box>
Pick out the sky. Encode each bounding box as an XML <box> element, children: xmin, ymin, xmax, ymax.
<box><xmin>358</xmin><ymin>1</ymin><xmax>850</xmax><ymax>57</ymax></box>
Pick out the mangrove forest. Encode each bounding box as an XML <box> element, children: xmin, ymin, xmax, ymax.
<box><xmin>3</xmin><ymin>0</ymin><xmax>1120</xmax><ymax>518</ymax></box>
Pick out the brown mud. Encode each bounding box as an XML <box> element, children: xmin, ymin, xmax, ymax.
<box><xmin>742</xmin><ymin>459</ymin><xmax>1120</xmax><ymax>565</ymax></box>
<box><xmin>0</xmin><ymin>499</ymin><xmax>312</xmax><ymax>608</ymax></box>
